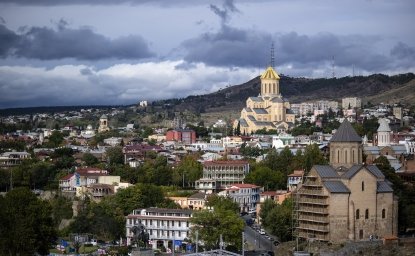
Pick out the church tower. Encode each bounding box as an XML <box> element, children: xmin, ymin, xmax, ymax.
<box><xmin>260</xmin><ymin>66</ymin><xmax>280</xmax><ymax>97</ymax></box>
<box><xmin>98</xmin><ymin>114</ymin><xmax>110</xmax><ymax>133</ymax></box>
<box><xmin>377</xmin><ymin>118</ymin><xmax>391</xmax><ymax>146</ymax></box>
<box><xmin>330</xmin><ymin>119</ymin><xmax>362</xmax><ymax>168</ymax></box>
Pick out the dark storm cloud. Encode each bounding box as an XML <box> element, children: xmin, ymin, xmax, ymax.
<box><xmin>182</xmin><ymin>25</ymin><xmax>271</xmax><ymax>68</ymax></box>
<box><xmin>0</xmin><ymin>23</ymin><xmax>154</xmax><ymax>60</ymax></box>
<box><xmin>210</xmin><ymin>0</ymin><xmax>239</xmax><ymax>24</ymax></box>
<box><xmin>182</xmin><ymin>26</ymin><xmax>415</xmax><ymax>73</ymax></box>
<box><xmin>0</xmin><ymin>0</ymin><xmax>207</xmax><ymax>6</ymax></box>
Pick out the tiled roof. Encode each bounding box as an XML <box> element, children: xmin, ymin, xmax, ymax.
<box><xmin>229</xmin><ymin>183</ymin><xmax>261</xmax><ymax>189</ymax></box>
<box><xmin>203</xmin><ymin>160</ymin><xmax>249</xmax><ymax>167</ymax></box>
<box><xmin>377</xmin><ymin>181</ymin><xmax>393</xmax><ymax>193</ymax></box>
<box><xmin>188</xmin><ymin>192</ymin><xmax>206</xmax><ymax>199</ymax></box>
<box><xmin>244</xmin><ymin>107</ymin><xmax>252</xmax><ymax>112</ymax></box>
<box><xmin>323</xmin><ymin>181</ymin><xmax>350</xmax><ymax>193</ymax></box>
<box><xmin>60</xmin><ymin>173</ymin><xmax>74</xmax><ymax>180</ymax></box>
<box><xmin>314</xmin><ymin>165</ymin><xmax>339</xmax><ymax>178</ymax></box>
<box><xmin>330</xmin><ymin>119</ymin><xmax>362</xmax><ymax>142</ymax></box>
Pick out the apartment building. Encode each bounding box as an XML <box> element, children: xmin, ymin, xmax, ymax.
<box><xmin>126</xmin><ymin>208</ymin><xmax>193</xmax><ymax>250</ymax></box>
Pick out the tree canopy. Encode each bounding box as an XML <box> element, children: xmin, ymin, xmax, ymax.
<box><xmin>0</xmin><ymin>187</ymin><xmax>57</xmax><ymax>255</ymax></box>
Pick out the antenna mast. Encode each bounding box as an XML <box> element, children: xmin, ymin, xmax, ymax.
<box><xmin>332</xmin><ymin>55</ymin><xmax>335</xmax><ymax>78</ymax></box>
<box><xmin>270</xmin><ymin>42</ymin><xmax>275</xmax><ymax>68</ymax></box>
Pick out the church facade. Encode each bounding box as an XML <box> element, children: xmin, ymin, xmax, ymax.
<box><xmin>295</xmin><ymin>120</ymin><xmax>398</xmax><ymax>242</ymax></box>
<box><xmin>234</xmin><ymin>66</ymin><xmax>295</xmax><ymax>134</ymax></box>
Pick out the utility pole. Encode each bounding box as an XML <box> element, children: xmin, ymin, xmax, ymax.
<box><xmin>196</xmin><ymin>230</ymin><xmax>199</xmax><ymax>253</ymax></box>
<box><xmin>242</xmin><ymin>232</ymin><xmax>245</xmax><ymax>256</ymax></box>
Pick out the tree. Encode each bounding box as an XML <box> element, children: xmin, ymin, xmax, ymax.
<box><xmin>0</xmin><ymin>187</ymin><xmax>57</xmax><ymax>255</ymax></box>
<box><xmin>244</xmin><ymin>165</ymin><xmax>285</xmax><ymax>190</ymax></box>
<box><xmin>46</xmin><ymin>130</ymin><xmax>64</xmax><ymax>148</ymax></box>
<box><xmin>190</xmin><ymin>197</ymin><xmax>244</xmax><ymax>251</ymax></box>
<box><xmin>106</xmin><ymin>146</ymin><xmax>124</xmax><ymax>165</ymax></box>
<box><xmin>265</xmin><ymin>198</ymin><xmax>293</xmax><ymax>242</ymax></box>
<box><xmin>303</xmin><ymin>144</ymin><xmax>327</xmax><ymax>173</ymax></box>
<box><xmin>173</xmin><ymin>155</ymin><xmax>202</xmax><ymax>188</ymax></box>
<box><xmin>82</xmin><ymin>152</ymin><xmax>99</xmax><ymax>166</ymax></box>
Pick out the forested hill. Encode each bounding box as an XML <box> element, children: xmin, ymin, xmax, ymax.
<box><xmin>159</xmin><ymin>73</ymin><xmax>415</xmax><ymax>113</ymax></box>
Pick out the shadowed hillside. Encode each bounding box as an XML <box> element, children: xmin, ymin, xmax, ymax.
<box><xmin>158</xmin><ymin>73</ymin><xmax>415</xmax><ymax>114</ymax></box>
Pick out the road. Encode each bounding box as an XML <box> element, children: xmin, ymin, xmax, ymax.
<box><xmin>244</xmin><ymin>225</ymin><xmax>274</xmax><ymax>252</ymax></box>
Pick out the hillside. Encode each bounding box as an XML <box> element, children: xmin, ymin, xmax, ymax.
<box><xmin>158</xmin><ymin>73</ymin><xmax>415</xmax><ymax>114</ymax></box>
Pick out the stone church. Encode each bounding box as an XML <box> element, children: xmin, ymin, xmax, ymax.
<box><xmin>233</xmin><ymin>66</ymin><xmax>295</xmax><ymax>134</ymax></box>
<box><xmin>295</xmin><ymin>120</ymin><xmax>398</xmax><ymax>242</ymax></box>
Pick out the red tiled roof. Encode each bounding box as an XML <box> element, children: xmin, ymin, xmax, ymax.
<box><xmin>76</xmin><ymin>167</ymin><xmax>108</xmax><ymax>176</ymax></box>
<box><xmin>203</xmin><ymin>160</ymin><xmax>249</xmax><ymax>167</ymax></box>
<box><xmin>229</xmin><ymin>183</ymin><xmax>260</xmax><ymax>189</ymax></box>
<box><xmin>60</xmin><ymin>173</ymin><xmax>74</xmax><ymax>180</ymax></box>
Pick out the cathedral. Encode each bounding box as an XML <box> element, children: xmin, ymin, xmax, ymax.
<box><xmin>234</xmin><ymin>66</ymin><xmax>295</xmax><ymax>134</ymax></box>
<box><xmin>295</xmin><ymin>120</ymin><xmax>398</xmax><ymax>242</ymax></box>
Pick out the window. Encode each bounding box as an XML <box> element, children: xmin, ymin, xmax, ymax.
<box><xmin>356</xmin><ymin>209</ymin><xmax>360</xmax><ymax>219</ymax></box>
<box><xmin>365</xmin><ymin>209</ymin><xmax>369</xmax><ymax>219</ymax></box>
<box><xmin>362</xmin><ymin>181</ymin><xmax>365</xmax><ymax>191</ymax></box>
<box><xmin>359</xmin><ymin>230</ymin><xmax>364</xmax><ymax>239</ymax></box>
<box><xmin>382</xmin><ymin>209</ymin><xmax>386</xmax><ymax>219</ymax></box>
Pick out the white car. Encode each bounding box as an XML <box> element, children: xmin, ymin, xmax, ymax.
<box><xmin>259</xmin><ymin>229</ymin><xmax>266</xmax><ymax>235</ymax></box>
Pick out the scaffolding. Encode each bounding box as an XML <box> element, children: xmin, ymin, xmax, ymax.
<box><xmin>294</xmin><ymin>175</ymin><xmax>330</xmax><ymax>242</ymax></box>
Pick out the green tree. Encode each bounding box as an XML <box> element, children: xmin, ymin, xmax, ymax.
<box><xmin>244</xmin><ymin>166</ymin><xmax>285</xmax><ymax>190</ymax></box>
<box><xmin>0</xmin><ymin>187</ymin><xmax>57</xmax><ymax>255</ymax></box>
<box><xmin>265</xmin><ymin>198</ymin><xmax>293</xmax><ymax>242</ymax></box>
<box><xmin>106</xmin><ymin>146</ymin><xmax>124</xmax><ymax>165</ymax></box>
<box><xmin>82</xmin><ymin>152</ymin><xmax>99</xmax><ymax>166</ymax></box>
<box><xmin>46</xmin><ymin>130</ymin><xmax>64</xmax><ymax>148</ymax></box>
<box><xmin>190</xmin><ymin>197</ymin><xmax>244</xmax><ymax>251</ymax></box>
<box><xmin>303</xmin><ymin>144</ymin><xmax>327</xmax><ymax>173</ymax></box>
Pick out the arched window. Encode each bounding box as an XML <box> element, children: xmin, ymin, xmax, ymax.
<box><xmin>337</xmin><ymin>150</ymin><xmax>340</xmax><ymax>163</ymax></box>
<box><xmin>356</xmin><ymin>209</ymin><xmax>360</xmax><ymax>219</ymax></box>
<box><xmin>382</xmin><ymin>209</ymin><xmax>386</xmax><ymax>219</ymax></box>
<box><xmin>345</xmin><ymin>150</ymin><xmax>348</xmax><ymax>162</ymax></box>
<box><xmin>352</xmin><ymin>150</ymin><xmax>355</xmax><ymax>162</ymax></box>
<box><xmin>362</xmin><ymin>181</ymin><xmax>365</xmax><ymax>191</ymax></box>
<box><xmin>365</xmin><ymin>209</ymin><xmax>369</xmax><ymax>219</ymax></box>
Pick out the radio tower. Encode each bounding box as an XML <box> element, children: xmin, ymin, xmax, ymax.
<box><xmin>270</xmin><ymin>42</ymin><xmax>275</xmax><ymax>68</ymax></box>
<box><xmin>332</xmin><ymin>55</ymin><xmax>335</xmax><ymax>78</ymax></box>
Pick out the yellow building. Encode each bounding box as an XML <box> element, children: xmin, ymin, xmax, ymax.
<box><xmin>234</xmin><ymin>66</ymin><xmax>295</xmax><ymax>134</ymax></box>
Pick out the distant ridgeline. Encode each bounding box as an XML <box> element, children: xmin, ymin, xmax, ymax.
<box><xmin>0</xmin><ymin>105</ymin><xmax>125</xmax><ymax>116</ymax></box>
<box><xmin>155</xmin><ymin>72</ymin><xmax>415</xmax><ymax>114</ymax></box>
<box><xmin>1</xmin><ymin>72</ymin><xmax>414</xmax><ymax>116</ymax></box>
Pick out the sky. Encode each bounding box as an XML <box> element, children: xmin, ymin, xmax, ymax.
<box><xmin>0</xmin><ymin>0</ymin><xmax>414</xmax><ymax>108</ymax></box>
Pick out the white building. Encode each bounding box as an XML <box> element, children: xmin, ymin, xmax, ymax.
<box><xmin>342</xmin><ymin>97</ymin><xmax>362</xmax><ymax>109</ymax></box>
<box><xmin>103</xmin><ymin>137</ymin><xmax>123</xmax><ymax>146</ymax></box>
<box><xmin>126</xmin><ymin>208</ymin><xmax>193</xmax><ymax>250</ymax></box>
<box><xmin>218</xmin><ymin>183</ymin><xmax>263</xmax><ymax>213</ymax></box>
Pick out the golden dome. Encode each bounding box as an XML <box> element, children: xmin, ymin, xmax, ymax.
<box><xmin>260</xmin><ymin>66</ymin><xmax>280</xmax><ymax>80</ymax></box>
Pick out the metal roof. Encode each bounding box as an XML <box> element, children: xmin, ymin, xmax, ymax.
<box><xmin>366</xmin><ymin>165</ymin><xmax>385</xmax><ymax>179</ymax></box>
<box><xmin>244</xmin><ymin>107</ymin><xmax>252</xmax><ymax>112</ymax></box>
<box><xmin>377</xmin><ymin>118</ymin><xmax>391</xmax><ymax>132</ymax></box>
<box><xmin>239</xmin><ymin>118</ymin><xmax>248</xmax><ymax>127</ymax></box>
<box><xmin>323</xmin><ymin>181</ymin><xmax>350</xmax><ymax>193</ymax></box>
<box><xmin>247</xmin><ymin>115</ymin><xmax>256</xmax><ymax>121</ymax></box>
<box><xmin>377</xmin><ymin>180</ymin><xmax>393</xmax><ymax>193</ymax></box>
<box><xmin>342</xmin><ymin>165</ymin><xmax>363</xmax><ymax>179</ymax></box>
<box><xmin>249</xmin><ymin>97</ymin><xmax>264</xmax><ymax>102</ymax></box>
<box><xmin>314</xmin><ymin>165</ymin><xmax>339</xmax><ymax>178</ymax></box>
<box><xmin>342</xmin><ymin>165</ymin><xmax>385</xmax><ymax>179</ymax></box>
<box><xmin>330</xmin><ymin>119</ymin><xmax>362</xmax><ymax>142</ymax></box>
<box><xmin>253</xmin><ymin>108</ymin><xmax>268</xmax><ymax>114</ymax></box>
<box><xmin>272</xmin><ymin>97</ymin><xmax>284</xmax><ymax>103</ymax></box>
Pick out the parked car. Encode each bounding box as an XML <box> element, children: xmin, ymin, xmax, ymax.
<box><xmin>259</xmin><ymin>229</ymin><xmax>266</xmax><ymax>235</ymax></box>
